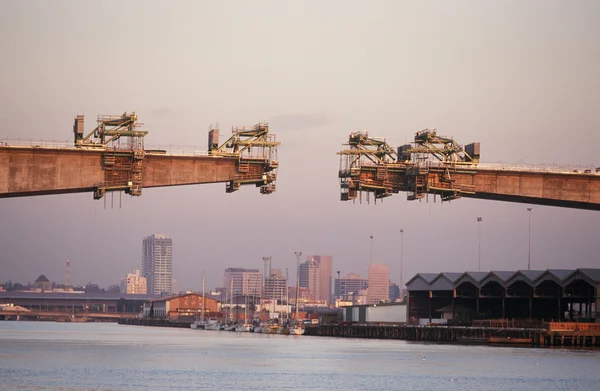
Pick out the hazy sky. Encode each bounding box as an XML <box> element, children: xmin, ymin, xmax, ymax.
<box><xmin>1</xmin><ymin>0</ymin><xmax>599</xmax><ymax>291</ymax></box>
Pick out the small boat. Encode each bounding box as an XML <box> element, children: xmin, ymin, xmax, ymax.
<box><xmin>235</xmin><ymin>323</ymin><xmax>252</xmax><ymax>332</ymax></box>
<box><xmin>264</xmin><ymin>324</ymin><xmax>281</xmax><ymax>334</ymax></box>
<box><xmin>278</xmin><ymin>326</ymin><xmax>290</xmax><ymax>335</ymax></box>
<box><xmin>191</xmin><ymin>317</ymin><xmax>220</xmax><ymax>330</ymax></box>
<box><xmin>204</xmin><ymin>320</ymin><xmax>220</xmax><ymax>331</ymax></box>
<box><xmin>489</xmin><ymin>337</ymin><xmax>531</xmax><ymax>345</ymax></box>
<box><xmin>289</xmin><ymin>325</ymin><xmax>305</xmax><ymax>335</ymax></box>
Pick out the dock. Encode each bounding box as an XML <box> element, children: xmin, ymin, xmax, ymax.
<box><xmin>305</xmin><ymin>321</ymin><xmax>600</xmax><ymax>348</ymax></box>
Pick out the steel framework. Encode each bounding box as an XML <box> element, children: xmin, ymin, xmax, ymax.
<box><xmin>338</xmin><ymin>129</ymin><xmax>480</xmax><ymax>203</ymax></box>
<box><xmin>209</xmin><ymin>122</ymin><xmax>280</xmax><ymax>195</ymax></box>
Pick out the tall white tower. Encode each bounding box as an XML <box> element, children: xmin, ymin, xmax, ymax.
<box><xmin>142</xmin><ymin>234</ymin><xmax>173</xmax><ymax>295</ymax></box>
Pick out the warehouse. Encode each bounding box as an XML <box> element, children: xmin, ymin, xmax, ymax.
<box><xmin>405</xmin><ymin>269</ymin><xmax>599</xmax><ymax>324</ymax></box>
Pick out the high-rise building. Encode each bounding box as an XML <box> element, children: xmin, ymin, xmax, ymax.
<box><xmin>120</xmin><ymin>270</ymin><xmax>147</xmax><ymax>294</ymax></box>
<box><xmin>334</xmin><ymin>273</ymin><xmax>369</xmax><ymax>303</ymax></box>
<box><xmin>367</xmin><ymin>264</ymin><xmax>389</xmax><ymax>304</ymax></box>
<box><xmin>223</xmin><ymin>268</ymin><xmax>262</xmax><ymax>297</ymax></box>
<box><xmin>389</xmin><ymin>282</ymin><xmax>400</xmax><ymax>302</ymax></box>
<box><xmin>142</xmin><ymin>234</ymin><xmax>173</xmax><ymax>295</ymax></box>
<box><xmin>264</xmin><ymin>269</ymin><xmax>287</xmax><ymax>301</ymax></box>
<box><xmin>298</xmin><ymin>255</ymin><xmax>332</xmax><ymax>304</ymax></box>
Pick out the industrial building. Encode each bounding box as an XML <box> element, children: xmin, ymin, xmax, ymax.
<box><xmin>0</xmin><ymin>291</ymin><xmax>157</xmax><ymax>313</ymax></box>
<box><xmin>406</xmin><ymin>269</ymin><xmax>599</xmax><ymax>323</ymax></box>
<box><xmin>142</xmin><ymin>292</ymin><xmax>220</xmax><ymax>321</ymax></box>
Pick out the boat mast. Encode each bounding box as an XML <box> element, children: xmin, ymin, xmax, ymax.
<box><xmin>294</xmin><ymin>251</ymin><xmax>302</xmax><ymax>325</ymax></box>
<box><xmin>202</xmin><ymin>270</ymin><xmax>205</xmax><ymax>323</ymax></box>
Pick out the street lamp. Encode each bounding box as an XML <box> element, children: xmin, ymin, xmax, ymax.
<box><xmin>477</xmin><ymin>217</ymin><xmax>483</xmax><ymax>272</ymax></box>
<box><xmin>527</xmin><ymin>208</ymin><xmax>533</xmax><ymax>270</ymax></box>
<box><xmin>400</xmin><ymin>229</ymin><xmax>404</xmax><ymax>300</ymax></box>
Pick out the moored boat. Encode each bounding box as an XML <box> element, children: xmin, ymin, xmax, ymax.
<box><xmin>235</xmin><ymin>323</ymin><xmax>252</xmax><ymax>332</ymax></box>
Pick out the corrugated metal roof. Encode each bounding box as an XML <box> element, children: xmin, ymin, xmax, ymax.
<box><xmin>491</xmin><ymin>271</ymin><xmax>517</xmax><ymax>282</ymax></box>
<box><xmin>465</xmin><ymin>272</ymin><xmax>488</xmax><ymax>282</ymax></box>
<box><xmin>547</xmin><ymin>269</ymin><xmax>575</xmax><ymax>280</ymax></box>
<box><xmin>439</xmin><ymin>273</ymin><xmax>463</xmax><ymax>283</ymax></box>
<box><xmin>417</xmin><ymin>273</ymin><xmax>439</xmax><ymax>283</ymax></box>
<box><xmin>517</xmin><ymin>270</ymin><xmax>545</xmax><ymax>281</ymax></box>
<box><xmin>577</xmin><ymin>269</ymin><xmax>600</xmax><ymax>283</ymax></box>
<box><xmin>407</xmin><ymin>269</ymin><xmax>600</xmax><ymax>291</ymax></box>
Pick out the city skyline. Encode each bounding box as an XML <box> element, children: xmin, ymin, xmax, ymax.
<box><xmin>1</xmin><ymin>1</ymin><xmax>598</xmax><ymax>291</ymax></box>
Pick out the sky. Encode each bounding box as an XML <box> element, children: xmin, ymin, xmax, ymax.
<box><xmin>1</xmin><ymin>0</ymin><xmax>599</xmax><ymax>291</ymax></box>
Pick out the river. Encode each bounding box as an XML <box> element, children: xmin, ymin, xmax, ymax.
<box><xmin>0</xmin><ymin>321</ymin><xmax>598</xmax><ymax>390</ymax></box>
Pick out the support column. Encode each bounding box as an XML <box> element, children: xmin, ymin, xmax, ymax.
<box><xmin>557</xmin><ymin>297</ymin><xmax>561</xmax><ymax>321</ymax></box>
<box><xmin>428</xmin><ymin>291</ymin><xmax>432</xmax><ymax>323</ymax></box>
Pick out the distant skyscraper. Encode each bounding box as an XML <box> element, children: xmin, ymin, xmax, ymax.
<box><xmin>120</xmin><ymin>270</ymin><xmax>147</xmax><ymax>294</ymax></box>
<box><xmin>389</xmin><ymin>282</ymin><xmax>400</xmax><ymax>302</ymax></box>
<box><xmin>299</xmin><ymin>255</ymin><xmax>332</xmax><ymax>304</ymax></box>
<box><xmin>142</xmin><ymin>234</ymin><xmax>173</xmax><ymax>295</ymax></box>
<box><xmin>264</xmin><ymin>269</ymin><xmax>287</xmax><ymax>301</ymax></box>
<box><xmin>335</xmin><ymin>273</ymin><xmax>369</xmax><ymax>303</ymax></box>
<box><xmin>171</xmin><ymin>278</ymin><xmax>179</xmax><ymax>294</ymax></box>
<box><xmin>367</xmin><ymin>264</ymin><xmax>389</xmax><ymax>304</ymax></box>
<box><xmin>223</xmin><ymin>268</ymin><xmax>262</xmax><ymax>296</ymax></box>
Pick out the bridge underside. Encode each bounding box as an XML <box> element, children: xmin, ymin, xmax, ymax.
<box><xmin>343</xmin><ymin>166</ymin><xmax>600</xmax><ymax>210</ymax></box>
<box><xmin>461</xmin><ymin>192</ymin><xmax>600</xmax><ymax>211</ymax></box>
<box><xmin>0</xmin><ymin>146</ymin><xmax>267</xmax><ymax>199</ymax></box>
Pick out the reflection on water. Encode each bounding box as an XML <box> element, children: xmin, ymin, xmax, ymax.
<box><xmin>0</xmin><ymin>322</ymin><xmax>599</xmax><ymax>390</ymax></box>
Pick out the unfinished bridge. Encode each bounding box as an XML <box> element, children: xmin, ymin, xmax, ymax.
<box><xmin>338</xmin><ymin>129</ymin><xmax>600</xmax><ymax>210</ymax></box>
<box><xmin>0</xmin><ymin>112</ymin><xmax>279</xmax><ymax>200</ymax></box>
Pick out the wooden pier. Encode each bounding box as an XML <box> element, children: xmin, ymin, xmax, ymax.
<box><xmin>306</xmin><ymin>321</ymin><xmax>600</xmax><ymax>348</ymax></box>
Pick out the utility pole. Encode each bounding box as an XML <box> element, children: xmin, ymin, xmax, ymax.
<box><xmin>369</xmin><ymin>234</ymin><xmax>374</xmax><ymax>267</ymax></box>
<box><xmin>477</xmin><ymin>217</ymin><xmax>483</xmax><ymax>272</ymax></box>
<box><xmin>527</xmin><ymin>208</ymin><xmax>533</xmax><ymax>270</ymax></box>
<box><xmin>400</xmin><ymin>229</ymin><xmax>404</xmax><ymax>300</ymax></box>
<box><xmin>337</xmin><ymin>270</ymin><xmax>341</xmax><ymax>304</ymax></box>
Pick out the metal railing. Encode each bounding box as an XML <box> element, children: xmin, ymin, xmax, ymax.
<box><xmin>0</xmin><ymin>138</ymin><xmax>212</xmax><ymax>157</ymax></box>
<box><xmin>356</xmin><ymin>158</ymin><xmax>599</xmax><ymax>175</ymax></box>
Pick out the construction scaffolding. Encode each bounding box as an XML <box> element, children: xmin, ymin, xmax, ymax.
<box><xmin>73</xmin><ymin>112</ymin><xmax>147</xmax><ymax>199</ymax></box>
<box><xmin>209</xmin><ymin>122</ymin><xmax>280</xmax><ymax>195</ymax></box>
<box><xmin>338</xmin><ymin>129</ymin><xmax>480</xmax><ymax>203</ymax></box>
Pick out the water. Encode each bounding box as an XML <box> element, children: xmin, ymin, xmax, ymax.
<box><xmin>0</xmin><ymin>322</ymin><xmax>599</xmax><ymax>391</ymax></box>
